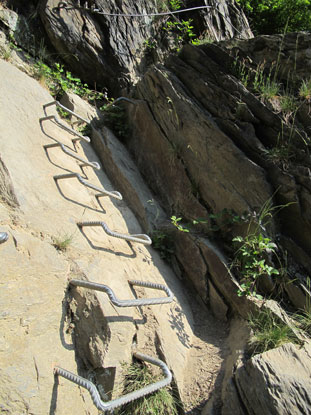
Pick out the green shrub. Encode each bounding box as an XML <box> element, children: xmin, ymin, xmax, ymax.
<box><xmin>33</xmin><ymin>61</ymin><xmax>104</xmax><ymax>101</ymax></box>
<box><xmin>233</xmin><ymin>233</ymin><xmax>279</xmax><ymax>299</ymax></box>
<box><xmin>236</xmin><ymin>0</ymin><xmax>311</xmax><ymax>34</ymax></box>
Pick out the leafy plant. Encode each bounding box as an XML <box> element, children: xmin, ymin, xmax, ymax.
<box><xmin>33</xmin><ymin>61</ymin><xmax>105</xmax><ymax>101</ymax></box>
<box><xmin>57</xmin><ymin>107</ymin><xmax>71</xmax><ymax>120</ymax></box>
<box><xmin>170</xmin><ymin>209</ymin><xmax>245</xmax><ymax>235</ymax></box>
<box><xmin>168</xmin><ymin>0</ymin><xmax>182</xmax><ymax>11</ymax></box>
<box><xmin>77</xmin><ymin>123</ymin><xmax>92</xmax><ymax>136</ymax></box>
<box><xmin>115</xmin><ymin>361</ymin><xmax>178</xmax><ymax>415</ymax></box>
<box><xmin>248</xmin><ymin>308</ymin><xmax>299</xmax><ymax>355</ymax></box>
<box><xmin>52</xmin><ymin>233</ymin><xmax>73</xmax><ymax>252</ymax></box>
<box><xmin>233</xmin><ymin>233</ymin><xmax>279</xmax><ymax>299</ymax></box>
<box><xmin>231</xmin><ymin>197</ymin><xmax>295</xmax><ymax>299</ymax></box>
<box><xmin>171</xmin><ymin>216</ymin><xmax>189</xmax><ymax>232</ymax></box>
<box><xmin>164</xmin><ymin>19</ymin><xmax>197</xmax><ymax>47</ymax></box>
<box><xmin>144</xmin><ymin>39</ymin><xmax>157</xmax><ymax>50</ymax></box>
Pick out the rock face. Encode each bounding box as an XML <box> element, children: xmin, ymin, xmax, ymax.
<box><xmin>124</xmin><ymin>36</ymin><xmax>311</xmax><ymax>309</ymax></box>
<box><xmin>38</xmin><ymin>0</ymin><xmax>252</xmax><ymax>92</ymax></box>
<box><xmin>234</xmin><ymin>342</ymin><xmax>311</xmax><ymax>415</ymax></box>
<box><xmin>113</xmin><ymin>34</ymin><xmax>311</xmax><ymax>414</ymax></box>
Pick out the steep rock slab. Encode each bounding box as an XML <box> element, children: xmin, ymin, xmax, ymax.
<box><xmin>184</xmin><ymin>0</ymin><xmax>252</xmax><ymax>41</ymax></box>
<box><xmin>0</xmin><ymin>227</ymin><xmax>97</xmax><ymax>415</ymax></box>
<box><xmin>91</xmin><ymin>125</ymin><xmax>167</xmax><ymax>233</ymax></box>
<box><xmin>234</xmin><ymin>342</ymin><xmax>311</xmax><ymax>415</ymax></box>
<box><xmin>126</xmin><ymin>40</ymin><xmax>311</xmax><ymax>303</ymax></box>
<box><xmin>0</xmin><ymin>59</ymin><xmax>227</xmax><ymax>413</ymax></box>
<box><xmin>128</xmin><ymin>64</ymin><xmax>272</xmax><ymax>219</ymax></box>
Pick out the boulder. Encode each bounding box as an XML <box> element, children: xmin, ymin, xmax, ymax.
<box><xmin>59</xmin><ymin>91</ymin><xmax>101</xmax><ymax>122</ymax></box>
<box><xmin>235</xmin><ymin>342</ymin><xmax>311</xmax><ymax>415</ymax></box>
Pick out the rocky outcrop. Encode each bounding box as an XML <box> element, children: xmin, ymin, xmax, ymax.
<box><xmin>124</xmin><ymin>36</ymin><xmax>311</xmax><ymax>310</ymax></box>
<box><xmin>221</xmin><ymin>32</ymin><xmax>311</xmax><ymax>83</ymax></box>
<box><xmin>37</xmin><ymin>0</ymin><xmax>252</xmax><ymax>93</ymax></box>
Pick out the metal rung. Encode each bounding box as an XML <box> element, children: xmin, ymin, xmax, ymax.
<box><xmin>39</xmin><ymin>115</ymin><xmax>90</xmax><ymax>143</ymax></box>
<box><xmin>77</xmin><ymin>220</ymin><xmax>152</xmax><ymax>245</ymax></box>
<box><xmin>43</xmin><ymin>100</ymin><xmax>90</xmax><ymax>125</ymax></box>
<box><xmin>54</xmin><ymin>172</ymin><xmax>122</xmax><ymax>200</ymax></box>
<box><xmin>44</xmin><ymin>142</ymin><xmax>100</xmax><ymax>170</ymax></box>
<box><xmin>70</xmin><ymin>279</ymin><xmax>173</xmax><ymax>306</ymax></box>
<box><xmin>54</xmin><ymin>352</ymin><xmax>172</xmax><ymax>412</ymax></box>
<box><xmin>103</xmin><ymin>97</ymin><xmax>136</xmax><ymax>109</ymax></box>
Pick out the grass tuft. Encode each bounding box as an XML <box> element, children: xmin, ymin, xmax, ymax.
<box><xmin>52</xmin><ymin>233</ymin><xmax>73</xmax><ymax>252</ymax></box>
<box><xmin>115</xmin><ymin>361</ymin><xmax>178</xmax><ymax>415</ymax></box>
<box><xmin>299</xmin><ymin>78</ymin><xmax>311</xmax><ymax>101</ymax></box>
<box><xmin>248</xmin><ymin>308</ymin><xmax>298</xmax><ymax>355</ymax></box>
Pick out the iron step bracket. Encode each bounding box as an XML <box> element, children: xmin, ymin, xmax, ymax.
<box><xmin>39</xmin><ymin>114</ymin><xmax>90</xmax><ymax>143</ymax></box>
<box><xmin>44</xmin><ymin>142</ymin><xmax>100</xmax><ymax>170</ymax></box>
<box><xmin>54</xmin><ymin>352</ymin><xmax>172</xmax><ymax>413</ymax></box>
<box><xmin>69</xmin><ymin>278</ymin><xmax>173</xmax><ymax>306</ymax></box>
<box><xmin>77</xmin><ymin>220</ymin><xmax>152</xmax><ymax>245</ymax></box>
<box><xmin>103</xmin><ymin>97</ymin><xmax>137</xmax><ymax>109</ymax></box>
<box><xmin>43</xmin><ymin>100</ymin><xmax>90</xmax><ymax>124</ymax></box>
<box><xmin>54</xmin><ymin>172</ymin><xmax>122</xmax><ymax>200</ymax></box>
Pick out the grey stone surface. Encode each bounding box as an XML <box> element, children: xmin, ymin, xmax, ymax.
<box><xmin>235</xmin><ymin>342</ymin><xmax>311</xmax><ymax>415</ymax></box>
